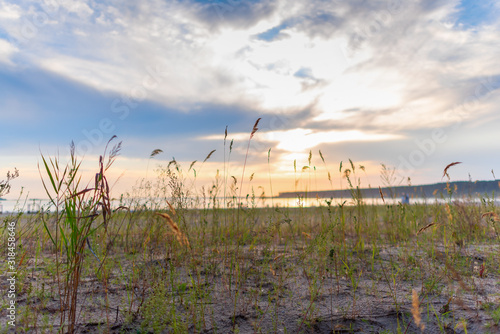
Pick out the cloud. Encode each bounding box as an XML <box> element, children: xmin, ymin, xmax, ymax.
<box><xmin>0</xmin><ymin>38</ymin><xmax>18</xmax><ymax>64</ymax></box>
<box><xmin>6</xmin><ymin>0</ymin><xmax>495</xmax><ymax>126</ymax></box>
<box><xmin>58</xmin><ymin>0</ymin><xmax>94</xmax><ymax>18</ymax></box>
<box><xmin>0</xmin><ymin>1</ymin><xmax>21</xmax><ymax>20</ymax></box>
<box><xmin>1</xmin><ymin>0</ymin><xmax>500</xmax><ymax>194</ymax></box>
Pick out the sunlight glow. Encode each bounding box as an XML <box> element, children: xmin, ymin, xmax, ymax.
<box><xmin>263</xmin><ymin>129</ymin><xmax>403</xmax><ymax>152</ymax></box>
<box><xmin>201</xmin><ymin>128</ymin><xmax>403</xmax><ymax>153</ymax></box>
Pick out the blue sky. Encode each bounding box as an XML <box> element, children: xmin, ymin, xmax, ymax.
<box><xmin>1</xmin><ymin>0</ymin><xmax>500</xmax><ymax>198</ymax></box>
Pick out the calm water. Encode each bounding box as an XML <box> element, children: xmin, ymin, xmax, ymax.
<box><xmin>1</xmin><ymin>195</ymin><xmax>495</xmax><ymax>214</ymax></box>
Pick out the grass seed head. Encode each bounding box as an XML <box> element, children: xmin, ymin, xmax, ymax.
<box><xmin>203</xmin><ymin>150</ymin><xmax>216</xmax><ymax>163</ymax></box>
<box><xmin>166</xmin><ymin>200</ymin><xmax>176</xmax><ymax>216</ymax></box>
<box><xmin>250</xmin><ymin>118</ymin><xmax>261</xmax><ymax>139</ymax></box>
<box><xmin>442</xmin><ymin>161</ymin><xmax>462</xmax><ymax>179</ymax></box>
<box><xmin>150</xmin><ymin>149</ymin><xmax>163</xmax><ymax>158</ymax></box>
<box><xmin>411</xmin><ymin>289</ymin><xmax>425</xmax><ymax>331</ymax></box>
<box><xmin>157</xmin><ymin>213</ymin><xmax>189</xmax><ymax>248</ymax></box>
<box><xmin>482</xmin><ymin>212</ymin><xmax>500</xmax><ymax>221</ymax></box>
<box><xmin>378</xmin><ymin>186</ymin><xmax>385</xmax><ymax>204</ymax></box>
<box><xmin>416</xmin><ymin>222</ymin><xmax>437</xmax><ymax>235</ymax></box>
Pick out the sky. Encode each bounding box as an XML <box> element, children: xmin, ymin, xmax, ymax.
<box><xmin>0</xmin><ymin>0</ymin><xmax>500</xmax><ymax>200</ymax></box>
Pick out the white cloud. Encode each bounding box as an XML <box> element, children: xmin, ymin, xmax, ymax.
<box><xmin>58</xmin><ymin>0</ymin><xmax>93</xmax><ymax>18</ymax></box>
<box><xmin>0</xmin><ymin>1</ymin><xmax>21</xmax><ymax>19</ymax></box>
<box><xmin>266</xmin><ymin>128</ymin><xmax>403</xmax><ymax>152</ymax></box>
<box><xmin>0</xmin><ymin>38</ymin><xmax>18</xmax><ymax>65</ymax></box>
<box><xmin>19</xmin><ymin>0</ymin><xmax>495</xmax><ymax>123</ymax></box>
<box><xmin>2</xmin><ymin>0</ymin><xmax>500</xmax><ymax>186</ymax></box>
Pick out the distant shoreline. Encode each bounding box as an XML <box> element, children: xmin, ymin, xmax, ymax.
<box><xmin>278</xmin><ymin>180</ymin><xmax>500</xmax><ymax>199</ymax></box>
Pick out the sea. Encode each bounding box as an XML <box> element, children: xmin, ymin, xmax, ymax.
<box><xmin>1</xmin><ymin>195</ymin><xmax>495</xmax><ymax>214</ymax></box>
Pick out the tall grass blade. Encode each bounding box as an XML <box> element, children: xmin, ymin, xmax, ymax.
<box><xmin>41</xmin><ymin>155</ymin><xmax>57</xmax><ymax>194</ymax></box>
<box><xmin>86</xmin><ymin>237</ymin><xmax>101</xmax><ymax>263</ymax></box>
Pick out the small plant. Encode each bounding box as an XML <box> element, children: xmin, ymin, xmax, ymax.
<box><xmin>39</xmin><ymin>137</ymin><xmax>121</xmax><ymax>333</ymax></box>
<box><xmin>0</xmin><ymin>168</ymin><xmax>19</xmax><ymax>197</ymax></box>
<box><xmin>482</xmin><ymin>302</ymin><xmax>500</xmax><ymax>327</ymax></box>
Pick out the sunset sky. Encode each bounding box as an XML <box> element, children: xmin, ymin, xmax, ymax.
<box><xmin>1</xmin><ymin>0</ymin><xmax>500</xmax><ymax>200</ymax></box>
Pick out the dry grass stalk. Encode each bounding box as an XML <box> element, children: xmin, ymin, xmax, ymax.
<box><xmin>442</xmin><ymin>161</ymin><xmax>462</xmax><ymax>179</ymax></box>
<box><xmin>411</xmin><ymin>289</ymin><xmax>425</xmax><ymax>331</ymax></box>
<box><xmin>273</xmin><ymin>254</ymin><xmax>284</xmax><ymax>261</ymax></box>
<box><xmin>150</xmin><ymin>149</ymin><xmax>163</xmax><ymax>158</ymax></box>
<box><xmin>482</xmin><ymin>212</ymin><xmax>500</xmax><ymax>221</ymax></box>
<box><xmin>445</xmin><ymin>263</ymin><xmax>471</xmax><ymax>292</ymax></box>
<box><xmin>203</xmin><ymin>150</ymin><xmax>216</xmax><ymax>163</ymax></box>
<box><xmin>445</xmin><ymin>204</ymin><xmax>453</xmax><ymax>223</ymax></box>
<box><xmin>319</xmin><ymin>150</ymin><xmax>324</xmax><ymax>163</ymax></box>
<box><xmin>166</xmin><ymin>200</ymin><xmax>176</xmax><ymax>216</ymax></box>
<box><xmin>270</xmin><ymin>264</ymin><xmax>276</xmax><ymax>276</ymax></box>
<box><xmin>188</xmin><ymin>160</ymin><xmax>197</xmax><ymax>171</ymax></box>
<box><xmin>416</xmin><ymin>222</ymin><xmax>437</xmax><ymax>235</ymax></box>
<box><xmin>250</xmin><ymin>118</ymin><xmax>261</xmax><ymax>139</ymax></box>
<box><xmin>302</xmin><ymin>232</ymin><xmax>312</xmax><ymax>239</ymax></box>
<box><xmin>157</xmin><ymin>213</ymin><xmax>190</xmax><ymax>248</ymax></box>
<box><xmin>378</xmin><ymin>186</ymin><xmax>385</xmax><ymax>204</ymax></box>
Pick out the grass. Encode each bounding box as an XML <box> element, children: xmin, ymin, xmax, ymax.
<box><xmin>1</xmin><ymin>126</ymin><xmax>500</xmax><ymax>333</ymax></box>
